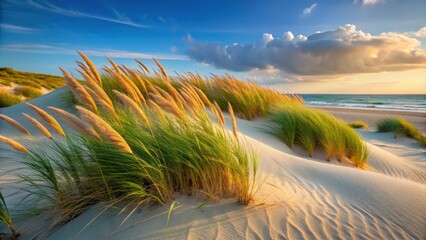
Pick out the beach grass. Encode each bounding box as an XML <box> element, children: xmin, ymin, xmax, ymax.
<box><xmin>1</xmin><ymin>55</ymin><xmax>259</xmax><ymax>233</ymax></box>
<box><xmin>348</xmin><ymin>120</ymin><xmax>369</xmax><ymax>130</ymax></box>
<box><xmin>269</xmin><ymin>104</ymin><xmax>368</xmax><ymax>167</ymax></box>
<box><xmin>0</xmin><ymin>191</ymin><xmax>19</xmax><ymax>239</ymax></box>
<box><xmin>0</xmin><ymin>91</ymin><xmax>22</xmax><ymax>108</ymax></box>
<box><xmin>377</xmin><ymin>117</ymin><xmax>426</xmax><ymax>147</ymax></box>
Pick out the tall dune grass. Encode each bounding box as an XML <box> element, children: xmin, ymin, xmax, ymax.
<box><xmin>0</xmin><ymin>191</ymin><xmax>19</xmax><ymax>239</ymax></box>
<box><xmin>377</xmin><ymin>117</ymin><xmax>426</xmax><ymax>147</ymax></box>
<box><xmin>1</xmin><ymin>55</ymin><xmax>258</xmax><ymax>234</ymax></box>
<box><xmin>269</xmin><ymin>105</ymin><xmax>368</xmax><ymax>167</ymax></box>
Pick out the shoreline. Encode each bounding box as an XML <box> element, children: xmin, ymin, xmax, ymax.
<box><xmin>312</xmin><ymin>106</ymin><xmax>426</xmax><ymax>132</ymax></box>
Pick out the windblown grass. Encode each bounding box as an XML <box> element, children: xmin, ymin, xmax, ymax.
<box><xmin>1</xmin><ymin>54</ymin><xmax>258</xmax><ymax>235</ymax></box>
<box><xmin>269</xmin><ymin>105</ymin><xmax>368</xmax><ymax>167</ymax></box>
<box><xmin>348</xmin><ymin>120</ymin><xmax>369</xmax><ymax>130</ymax></box>
<box><xmin>0</xmin><ymin>91</ymin><xmax>22</xmax><ymax>108</ymax></box>
<box><xmin>377</xmin><ymin>117</ymin><xmax>426</xmax><ymax>147</ymax></box>
<box><xmin>0</xmin><ymin>191</ymin><xmax>19</xmax><ymax>239</ymax></box>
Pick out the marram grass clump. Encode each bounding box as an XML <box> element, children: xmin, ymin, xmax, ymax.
<box><xmin>377</xmin><ymin>117</ymin><xmax>426</xmax><ymax>147</ymax></box>
<box><xmin>348</xmin><ymin>120</ymin><xmax>369</xmax><ymax>130</ymax></box>
<box><xmin>269</xmin><ymin>104</ymin><xmax>368</xmax><ymax>168</ymax></box>
<box><xmin>1</xmin><ymin>54</ymin><xmax>258</xmax><ymax>236</ymax></box>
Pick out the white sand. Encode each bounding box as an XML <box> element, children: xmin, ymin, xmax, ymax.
<box><xmin>1</xmin><ymin>89</ymin><xmax>425</xmax><ymax>239</ymax></box>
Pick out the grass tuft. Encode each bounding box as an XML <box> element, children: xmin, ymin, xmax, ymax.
<box><xmin>377</xmin><ymin>117</ymin><xmax>426</xmax><ymax>147</ymax></box>
<box><xmin>269</xmin><ymin>104</ymin><xmax>368</xmax><ymax>167</ymax></box>
<box><xmin>0</xmin><ymin>91</ymin><xmax>22</xmax><ymax>108</ymax></box>
<box><xmin>14</xmin><ymin>86</ymin><xmax>43</xmax><ymax>100</ymax></box>
<box><xmin>348</xmin><ymin>120</ymin><xmax>369</xmax><ymax>130</ymax></box>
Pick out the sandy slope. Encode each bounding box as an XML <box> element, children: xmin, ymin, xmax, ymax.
<box><xmin>1</xmin><ymin>89</ymin><xmax>425</xmax><ymax>240</ymax></box>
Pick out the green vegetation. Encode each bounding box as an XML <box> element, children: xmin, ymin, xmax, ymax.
<box><xmin>179</xmin><ymin>73</ymin><xmax>303</xmax><ymax>120</ymax></box>
<box><xmin>0</xmin><ymin>91</ymin><xmax>22</xmax><ymax>108</ymax></box>
<box><xmin>348</xmin><ymin>120</ymin><xmax>369</xmax><ymax>130</ymax></box>
<box><xmin>14</xmin><ymin>86</ymin><xmax>43</xmax><ymax>99</ymax></box>
<box><xmin>0</xmin><ymin>67</ymin><xmax>65</xmax><ymax>90</ymax></box>
<box><xmin>377</xmin><ymin>118</ymin><xmax>426</xmax><ymax>147</ymax></box>
<box><xmin>0</xmin><ymin>68</ymin><xmax>65</xmax><ymax>107</ymax></box>
<box><xmin>1</xmin><ymin>54</ymin><xmax>258</xmax><ymax>234</ymax></box>
<box><xmin>269</xmin><ymin>105</ymin><xmax>368</xmax><ymax>168</ymax></box>
<box><xmin>0</xmin><ymin>191</ymin><xmax>18</xmax><ymax>239</ymax></box>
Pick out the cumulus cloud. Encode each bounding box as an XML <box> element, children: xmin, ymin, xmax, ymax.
<box><xmin>186</xmin><ymin>24</ymin><xmax>426</xmax><ymax>77</ymax></box>
<box><xmin>303</xmin><ymin>3</ymin><xmax>317</xmax><ymax>16</ymax></box>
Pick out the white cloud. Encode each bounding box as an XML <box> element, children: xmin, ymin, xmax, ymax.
<box><xmin>354</xmin><ymin>0</ymin><xmax>383</xmax><ymax>6</ymax></box>
<box><xmin>186</xmin><ymin>24</ymin><xmax>426</xmax><ymax>78</ymax></box>
<box><xmin>303</xmin><ymin>3</ymin><xmax>317</xmax><ymax>16</ymax></box>
<box><xmin>0</xmin><ymin>44</ymin><xmax>189</xmax><ymax>60</ymax></box>
<box><xmin>414</xmin><ymin>27</ymin><xmax>426</xmax><ymax>37</ymax></box>
<box><xmin>26</xmin><ymin>0</ymin><xmax>148</xmax><ymax>28</ymax></box>
<box><xmin>0</xmin><ymin>23</ymin><xmax>38</xmax><ymax>33</ymax></box>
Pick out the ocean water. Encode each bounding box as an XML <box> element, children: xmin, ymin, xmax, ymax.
<box><xmin>301</xmin><ymin>94</ymin><xmax>426</xmax><ymax>112</ymax></box>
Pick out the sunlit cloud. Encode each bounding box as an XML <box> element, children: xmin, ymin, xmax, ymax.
<box><xmin>186</xmin><ymin>24</ymin><xmax>426</xmax><ymax>80</ymax></box>
<box><xmin>26</xmin><ymin>0</ymin><xmax>148</xmax><ymax>28</ymax></box>
<box><xmin>303</xmin><ymin>3</ymin><xmax>317</xmax><ymax>16</ymax></box>
<box><xmin>0</xmin><ymin>44</ymin><xmax>189</xmax><ymax>60</ymax></box>
<box><xmin>0</xmin><ymin>23</ymin><xmax>38</xmax><ymax>33</ymax></box>
<box><xmin>354</xmin><ymin>0</ymin><xmax>384</xmax><ymax>6</ymax></box>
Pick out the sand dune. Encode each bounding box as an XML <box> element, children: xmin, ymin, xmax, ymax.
<box><xmin>1</xmin><ymin>89</ymin><xmax>425</xmax><ymax>239</ymax></box>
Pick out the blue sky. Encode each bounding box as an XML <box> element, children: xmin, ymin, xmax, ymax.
<box><xmin>1</xmin><ymin>0</ymin><xmax>425</xmax><ymax>93</ymax></box>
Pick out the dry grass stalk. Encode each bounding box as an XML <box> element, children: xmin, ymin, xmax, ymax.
<box><xmin>150</xmin><ymin>94</ymin><xmax>184</xmax><ymax>119</ymax></box>
<box><xmin>165</xmin><ymin>82</ymin><xmax>183</xmax><ymax>109</ymax></box>
<box><xmin>83</xmin><ymin>86</ymin><xmax>118</xmax><ymax>119</ymax></box>
<box><xmin>106</xmin><ymin>57</ymin><xmax>121</xmax><ymax>73</ymax></box>
<box><xmin>152</xmin><ymin>58</ymin><xmax>168</xmax><ymax>81</ymax></box>
<box><xmin>214</xmin><ymin>102</ymin><xmax>225</xmax><ymax>127</ymax></box>
<box><xmin>26</xmin><ymin>103</ymin><xmax>66</xmax><ymax>137</ymax></box>
<box><xmin>113</xmin><ymin>90</ymin><xmax>150</xmax><ymax>126</ymax></box>
<box><xmin>107</xmin><ymin>70</ymin><xmax>141</xmax><ymax>106</ymax></box>
<box><xmin>120</xmin><ymin>72</ymin><xmax>146</xmax><ymax>105</ymax></box>
<box><xmin>127</xmin><ymin>70</ymin><xmax>148</xmax><ymax>94</ymax></box>
<box><xmin>76</xmin><ymin>106</ymin><xmax>132</xmax><ymax>153</ymax></box>
<box><xmin>228</xmin><ymin>103</ymin><xmax>238</xmax><ymax>141</ymax></box>
<box><xmin>0</xmin><ymin>135</ymin><xmax>28</xmax><ymax>152</ymax></box>
<box><xmin>180</xmin><ymin>91</ymin><xmax>199</xmax><ymax>114</ymax></box>
<box><xmin>60</xmin><ymin>67</ymin><xmax>98</xmax><ymax>113</ymax></box>
<box><xmin>193</xmin><ymin>87</ymin><xmax>214</xmax><ymax>112</ymax></box>
<box><xmin>148</xmin><ymin>99</ymin><xmax>165</xmax><ymax>117</ymax></box>
<box><xmin>77</xmin><ymin>51</ymin><xmax>102</xmax><ymax>86</ymax></box>
<box><xmin>80</xmin><ymin>69</ymin><xmax>113</xmax><ymax>107</ymax></box>
<box><xmin>183</xmin><ymin>85</ymin><xmax>204</xmax><ymax>107</ymax></box>
<box><xmin>135</xmin><ymin>59</ymin><xmax>150</xmax><ymax>73</ymax></box>
<box><xmin>23</xmin><ymin>113</ymin><xmax>52</xmax><ymax>139</ymax></box>
<box><xmin>48</xmin><ymin>107</ymin><xmax>100</xmax><ymax>140</ymax></box>
<box><xmin>76</xmin><ymin>61</ymin><xmax>96</xmax><ymax>82</ymax></box>
<box><xmin>0</xmin><ymin>114</ymin><xmax>31</xmax><ymax>136</ymax></box>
